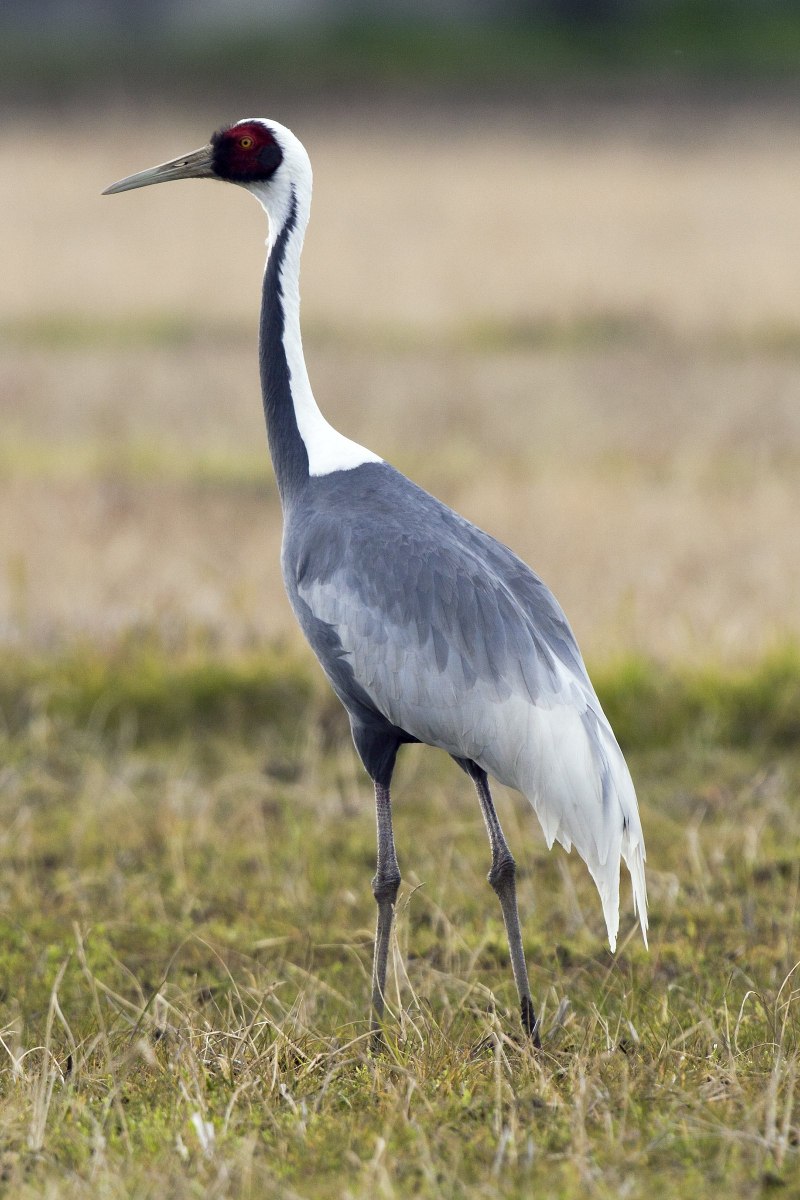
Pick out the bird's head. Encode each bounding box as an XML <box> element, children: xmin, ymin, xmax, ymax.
<box><xmin>103</xmin><ymin>119</ymin><xmax>311</xmax><ymax>227</ymax></box>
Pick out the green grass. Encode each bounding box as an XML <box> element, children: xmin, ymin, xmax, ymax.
<box><xmin>1</xmin><ymin>639</ymin><xmax>799</xmax><ymax>1196</ymax></box>
<box><xmin>5</xmin><ymin>4</ymin><xmax>800</xmax><ymax>105</ymax></box>
<box><xmin>8</xmin><ymin>311</ymin><xmax>800</xmax><ymax>360</ymax></box>
<box><xmin>2</xmin><ymin>638</ymin><xmax>798</xmax><ymax>752</ymax></box>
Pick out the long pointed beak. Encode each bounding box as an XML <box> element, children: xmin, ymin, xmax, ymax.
<box><xmin>102</xmin><ymin>145</ymin><xmax>215</xmax><ymax>195</ymax></box>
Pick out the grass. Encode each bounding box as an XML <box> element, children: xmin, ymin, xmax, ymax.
<box><xmin>1</xmin><ymin>638</ymin><xmax>800</xmax><ymax>753</ymax></box>
<box><xmin>10</xmin><ymin>310</ymin><xmax>800</xmax><ymax>358</ymax></box>
<box><xmin>5</xmin><ymin>5</ymin><xmax>800</xmax><ymax>106</ymax></box>
<box><xmin>0</xmin><ymin>437</ymin><xmax>273</xmax><ymax>492</ymax></box>
<box><xmin>1</xmin><ymin>639</ymin><xmax>799</xmax><ymax>1196</ymax></box>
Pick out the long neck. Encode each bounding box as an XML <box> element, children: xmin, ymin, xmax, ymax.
<box><xmin>259</xmin><ymin>190</ymin><xmax>311</xmax><ymax>504</ymax></box>
<box><xmin>258</xmin><ymin>184</ymin><xmax>381</xmax><ymax>507</ymax></box>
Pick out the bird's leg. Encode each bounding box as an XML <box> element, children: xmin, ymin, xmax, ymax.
<box><xmin>370</xmin><ymin>781</ymin><xmax>401</xmax><ymax>1039</ymax></box>
<box><xmin>469</xmin><ymin>766</ymin><xmax>541</xmax><ymax>1047</ymax></box>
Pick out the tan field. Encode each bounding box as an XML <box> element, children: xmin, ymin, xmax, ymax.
<box><xmin>1</xmin><ymin>103</ymin><xmax>799</xmax><ymax>664</ymax></box>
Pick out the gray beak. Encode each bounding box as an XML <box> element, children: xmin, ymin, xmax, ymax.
<box><xmin>102</xmin><ymin>144</ymin><xmax>215</xmax><ymax>195</ymax></box>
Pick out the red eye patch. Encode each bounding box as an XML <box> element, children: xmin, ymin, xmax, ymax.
<box><xmin>211</xmin><ymin>122</ymin><xmax>283</xmax><ymax>182</ymax></box>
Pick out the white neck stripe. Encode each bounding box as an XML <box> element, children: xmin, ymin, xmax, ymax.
<box><xmin>246</xmin><ymin>122</ymin><xmax>382</xmax><ymax>478</ymax></box>
<box><xmin>276</xmin><ymin>213</ymin><xmax>382</xmax><ymax>477</ymax></box>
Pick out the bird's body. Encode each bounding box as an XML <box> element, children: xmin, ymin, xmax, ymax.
<box><xmin>283</xmin><ymin>463</ymin><xmax>645</xmax><ymax>946</ymax></box>
<box><xmin>104</xmin><ymin>118</ymin><xmax>647</xmax><ymax>1042</ymax></box>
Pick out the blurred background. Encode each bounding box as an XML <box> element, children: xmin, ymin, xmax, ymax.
<box><xmin>1</xmin><ymin>0</ymin><xmax>799</xmax><ymax>665</ymax></box>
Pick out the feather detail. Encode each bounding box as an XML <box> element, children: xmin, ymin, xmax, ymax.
<box><xmin>288</xmin><ymin>464</ymin><xmax>648</xmax><ymax>951</ymax></box>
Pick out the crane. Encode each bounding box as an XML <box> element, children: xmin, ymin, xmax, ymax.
<box><xmin>104</xmin><ymin>119</ymin><xmax>648</xmax><ymax>1046</ymax></box>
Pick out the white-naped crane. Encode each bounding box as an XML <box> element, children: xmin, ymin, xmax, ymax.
<box><xmin>104</xmin><ymin>119</ymin><xmax>647</xmax><ymax>1045</ymax></box>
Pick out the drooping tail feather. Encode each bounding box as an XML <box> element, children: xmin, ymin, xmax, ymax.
<box><xmin>508</xmin><ymin>688</ymin><xmax>648</xmax><ymax>954</ymax></box>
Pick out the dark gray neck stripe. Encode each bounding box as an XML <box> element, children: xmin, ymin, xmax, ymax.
<box><xmin>259</xmin><ymin>188</ymin><xmax>310</xmax><ymax>505</ymax></box>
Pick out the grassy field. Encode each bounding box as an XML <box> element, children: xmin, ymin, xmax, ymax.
<box><xmin>0</xmin><ymin>644</ymin><xmax>799</xmax><ymax>1197</ymax></box>
<box><xmin>2</xmin><ymin>105</ymin><xmax>800</xmax><ymax>662</ymax></box>
<box><xmin>5</xmin><ymin>5</ymin><xmax>800</xmax><ymax>105</ymax></box>
<box><xmin>1</xmin><ymin>103</ymin><xmax>799</xmax><ymax>1194</ymax></box>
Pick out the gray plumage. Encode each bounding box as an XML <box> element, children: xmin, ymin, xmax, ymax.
<box><xmin>103</xmin><ymin>117</ymin><xmax>648</xmax><ymax>1043</ymax></box>
<box><xmin>285</xmin><ymin>463</ymin><xmax>647</xmax><ymax>954</ymax></box>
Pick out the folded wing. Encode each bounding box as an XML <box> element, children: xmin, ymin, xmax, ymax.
<box><xmin>292</xmin><ymin>477</ymin><xmax>647</xmax><ymax>949</ymax></box>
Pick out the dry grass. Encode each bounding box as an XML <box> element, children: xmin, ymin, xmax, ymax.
<box><xmin>1</xmin><ymin>104</ymin><xmax>799</xmax><ymax>663</ymax></box>
<box><xmin>0</xmin><ymin>333</ymin><xmax>798</xmax><ymax>662</ymax></box>
<box><xmin>6</xmin><ymin>104</ymin><xmax>800</xmax><ymax>333</ymax></box>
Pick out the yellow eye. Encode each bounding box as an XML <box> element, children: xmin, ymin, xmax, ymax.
<box><xmin>239</xmin><ymin>136</ymin><xmax>254</xmax><ymax>150</ymax></box>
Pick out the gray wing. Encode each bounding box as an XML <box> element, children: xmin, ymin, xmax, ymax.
<box><xmin>288</xmin><ymin>470</ymin><xmax>647</xmax><ymax>949</ymax></box>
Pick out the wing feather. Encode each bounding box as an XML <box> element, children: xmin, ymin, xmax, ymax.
<box><xmin>289</xmin><ymin>481</ymin><xmax>647</xmax><ymax>949</ymax></box>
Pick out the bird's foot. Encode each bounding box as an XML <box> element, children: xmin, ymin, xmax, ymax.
<box><xmin>521</xmin><ymin>996</ymin><xmax>542</xmax><ymax>1049</ymax></box>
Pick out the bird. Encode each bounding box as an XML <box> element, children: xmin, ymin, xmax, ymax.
<box><xmin>104</xmin><ymin>118</ymin><xmax>647</xmax><ymax>1046</ymax></box>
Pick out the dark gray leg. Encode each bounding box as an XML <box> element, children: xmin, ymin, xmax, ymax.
<box><xmin>466</xmin><ymin>763</ymin><xmax>541</xmax><ymax>1047</ymax></box>
<box><xmin>370</xmin><ymin>781</ymin><xmax>401</xmax><ymax>1037</ymax></box>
